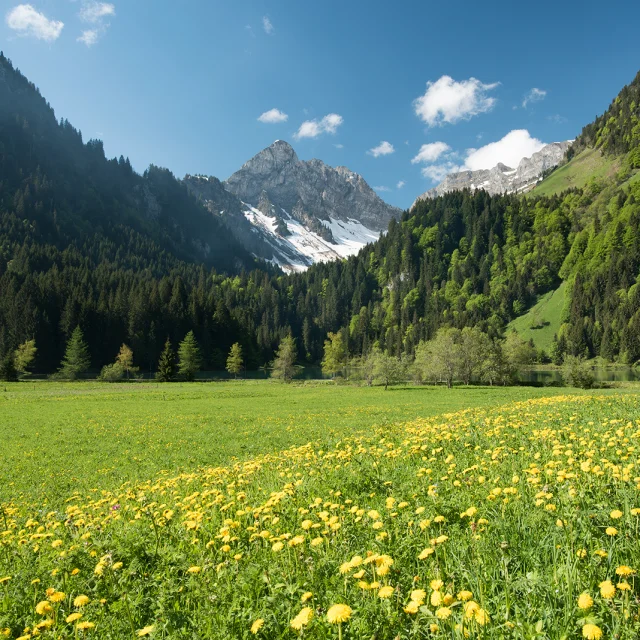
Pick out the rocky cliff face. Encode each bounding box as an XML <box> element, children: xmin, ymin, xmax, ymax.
<box><xmin>414</xmin><ymin>141</ymin><xmax>571</xmax><ymax>203</ymax></box>
<box><xmin>184</xmin><ymin>141</ymin><xmax>398</xmax><ymax>272</ymax></box>
<box><xmin>225</xmin><ymin>140</ymin><xmax>401</xmax><ymax>232</ymax></box>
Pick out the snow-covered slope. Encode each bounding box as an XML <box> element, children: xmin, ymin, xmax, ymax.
<box><xmin>243</xmin><ymin>204</ymin><xmax>379</xmax><ymax>273</ymax></box>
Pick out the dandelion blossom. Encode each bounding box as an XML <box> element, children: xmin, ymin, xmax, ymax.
<box><xmin>36</xmin><ymin>601</ymin><xmax>53</xmax><ymax>615</ymax></box>
<box><xmin>290</xmin><ymin>607</ymin><xmax>313</xmax><ymax>631</ymax></box>
<box><xmin>605</xmin><ymin>526</ymin><xmax>618</xmax><ymax>536</ymax></box>
<box><xmin>615</xmin><ymin>565</ymin><xmax>634</xmax><ymax>576</ymax></box>
<box><xmin>301</xmin><ymin>591</ymin><xmax>313</xmax><ymax>603</ymax></box>
<box><xmin>577</xmin><ymin>592</ymin><xmax>593</xmax><ymax>609</ymax></box>
<box><xmin>599</xmin><ymin>580</ymin><xmax>616</xmax><ymax>599</ymax></box>
<box><xmin>137</xmin><ymin>626</ymin><xmax>154</xmax><ymax>637</ymax></box>
<box><xmin>250</xmin><ymin>619</ymin><xmax>264</xmax><ymax>635</ymax></box>
<box><xmin>582</xmin><ymin>624</ymin><xmax>603</xmax><ymax>640</ymax></box>
<box><xmin>187</xmin><ymin>566</ymin><xmax>201</xmax><ymax>574</ymax></box>
<box><xmin>66</xmin><ymin>613</ymin><xmax>83</xmax><ymax>623</ymax></box>
<box><xmin>74</xmin><ymin>595</ymin><xmax>90</xmax><ymax>607</ymax></box>
<box><xmin>326</xmin><ymin>604</ymin><xmax>352</xmax><ymax>624</ymax></box>
<box><xmin>378</xmin><ymin>586</ymin><xmax>394</xmax><ymax>599</ymax></box>
<box><xmin>610</xmin><ymin>510</ymin><xmax>623</xmax><ymax>519</ymax></box>
<box><xmin>76</xmin><ymin>621</ymin><xmax>95</xmax><ymax>631</ymax></box>
<box><xmin>436</xmin><ymin>607</ymin><xmax>452</xmax><ymax>620</ymax></box>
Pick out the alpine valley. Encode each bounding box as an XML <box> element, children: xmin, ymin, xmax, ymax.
<box><xmin>0</xmin><ymin>49</ymin><xmax>639</xmax><ymax>373</ymax></box>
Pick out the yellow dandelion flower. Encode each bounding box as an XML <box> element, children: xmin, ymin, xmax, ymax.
<box><xmin>301</xmin><ymin>591</ymin><xmax>313</xmax><ymax>603</ymax></box>
<box><xmin>326</xmin><ymin>604</ymin><xmax>352</xmax><ymax>624</ymax></box>
<box><xmin>457</xmin><ymin>590</ymin><xmax>473</xmax><ymax>601</ymax></box>
<box><xmin>310</xmin><ymin>537</ymin><xmax>324</xmax><ymax>547</ymax></box>
<box><xmin>0</xmin><ymin>577</ymin><xmax>11</xmax><ymax>585</ymax></box>
<box><xmin>48</xmin><ymin>591</ymin><xmax>65</xmax><ymax>603</ymax></box>
<box><xmin>599</xmin><ymin>580</ymin><xmax>616</xmax><ymax>599</ymax></box>
<box><xmin>430</xmin><ymin>591</ymin><xmax>443</xmax><ymax>607</ymax></box>
<box><xmin>429</xmin><ymin>623</ymin><xmax>439</xmax><ymax>633</ymax></box>
<box><xmin>404</xmin><ymin>601</ymin><xmax>419</xmax><ymax>614</ymax></box>
<box><xmin>615</xmin><ymin>565</ymin><xmax>634</xmax><ymax>576</ymax></box>
<box><xmin>617</xmin><ymin>580</ymin><xmax>631</xmax><ymax>591</ymax></box>
<box><xmin>378</xmin><ymin>586</ymin><xmax>394</xmax><ymax>599</ymax></box>
<box><xmin>290</xmin><ymin>607</ymin><xmax>313</xmax><ymax>631</ymax></box>
<box><xmin>430</xmin><ymin>579</ymin><xmax>444</xmax><ymax>591</ymax></box>
<box><xmin>464</xmin><ymin>601</ymin><xmax>480</xmax><ymax>619</ymax></box>
<box><xmin>436</xmin><ymin>607</ymin><xmax>452</xmax><ymax>620</ymax></box>
<box><xmin>582</xmin><ymin>623</ymin><xmax>603</xmax><ymax>640</ymax></box>
<box><xmin>74</xmin><ymin>595</ymin><xmax>90</xmax><ymax>607</ymax></box>
<box><xmin>418</xmin><ymin>548</ymin><xmax>434</xmax><ymax>560</ymax></box>
<box><xmin>250</xmin><ymin>619</ymin><xmax>264</xmax><ymax>635</ymax></box>
<box><xmin>66</xmin><ymin>613</ymin><xmax>83</xmax><ymax>623</ymax></box>
<box><xmin>410</xmin><ymin>589</ymin><xmax>426</xmax><ymax>604</ymax></box>
<box><xmin>577</xmin><ymin>592</ymin><xmax>593</xmax><ymax>609</ymax></box>
<box><xmin>137</xmin><ymin>626</ymin><xmax>154</xmax><ymax>637</ymax></box>
<box><xmin>187</xmin><ymin>566</ymin><xmax>201</xmax><ymax>574</ymax></box>
<box><xmin>605</xmin><ymin>527</ymin><xmax>618</xmax><ymax>536</ymax></box>
<box><xmin>474</xmin><ymin>608</ymin><xmax>489</xmax><ymax>625</ymax></box>
<box><xmin>76</xmin><ymin>621</ymin><xmax>95</xmax><ymax>631</ymax></box>
<box><xmin>610</xmin><ymin>510</ymin><xmax>623</xmax><ymax>519</ymax></box>
<box><xmin>36</xmin><ymin>601</ymin><xmax>53</xmax><ymax>615</ymax></box>
<box><xmin>271</xmin><ymin>542</ymin><xmax>284</xmax><ymax>552</ymax></box>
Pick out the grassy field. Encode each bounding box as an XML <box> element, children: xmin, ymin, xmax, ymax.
<box><xmin>0</xmin><ymin>381</ymin><xmax>573</xmax><ymax>505</ymax></box>
<box><xmin>529</xmin><ymin>148</ymin><xmax>619</xmax><ymax>197</ymax></box>
<box><xmin>507</xmin><ymin>282</ymin><xmax>567</xmax><ymax>352</ymax></box>
<box><xmin>1</xmin><ymin>383</ymin><xmax>640</xmax><ymax>639</ymax></box>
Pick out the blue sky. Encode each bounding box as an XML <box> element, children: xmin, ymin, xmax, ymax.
<box><xmin>2</xmin><ymin>0</ymin><xmax>640</xmax><ymax>208</ymax></box>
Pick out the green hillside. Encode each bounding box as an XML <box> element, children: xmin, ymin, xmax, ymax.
<box><xmin>507</xmin><ymin>282</ymin><xmax>566</xmax><ymax>353</ymax></box>
<box><xmin>529</xmin><ymin>147</ymin><xmax>619</xmax><ymax>197</ymax></box>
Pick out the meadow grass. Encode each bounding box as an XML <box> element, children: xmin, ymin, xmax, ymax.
<box><xmin>507</xmin><ymin>282</ymin><xmax>567</xmax><ymax>352</ymax></box>
<box><xmin>1</xmin><ymin>383</ymin><xmax>639</xmax><ymax>639</ymax></box>
<box><xmin>529</xmin><ymin>148</ymin><xmax>619</xmax><ymax>197</ymax></box>
<box><xmin>0</xmin><ymin>381</ymin><xmax>574</xmax><ymax>506</ymax></box>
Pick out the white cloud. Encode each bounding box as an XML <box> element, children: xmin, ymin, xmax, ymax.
<box><xmin>294</xmin><ymin>113</ymin><xmax>343</xmax><ymax>140</ymax></box>
<box><xmin>5</xmin><ymin>4</ymin><xmax>64</xmax><ymax>42</ymax></box>
<box><xmin>396</xmin><ymin>180</ymin><xmax>406</xmax><ymax>189</ymax></box>
<box><xmin>367</xmin><ymin>141</ymin><xmax>395</xmax><ymax>158</ymax></box>
<box><xmin>411</xmin><ymin>142</ymin><xmax>451</xmax><ymax>164</ymax></box>
<box><xmin>334</xmin><ymin>143</ymin><xmax>344</xmax><ymax>149</ymax></box>
<box><xmin>262</xmin><ymin>16</ymin><xmax>274</xmax><ymax>35</ymax></box>
<box><xmin>464</xmin><ymin>129</ymin><xmax>545</xmax><ymax>171</ymax></box>
<box><xmin>374</xmin><ymin>186</ymin><xmax>391</xmax><ymax>192</ymax></box>
<box><xmin>420</xmin><ymin>164</ymin><xmax>461</xmax><ymax>182</ymax></box>
<box><xmin>415</xmin><ymin>129</ymin><xmax>546</xmax><ymax>184</ymax></box>
<box><xmin>77</xmin><ymin>29</ymin><xmax>99</xmax><ymax>46</ymax></box>
<box><xmin>522</xmin><ymin>87</ymin><xmax>546</xmax><ymax>108</ymax></box>
<box><xmin>414</xmin><ymin>76</ymin><xmax>499</xmax><ymax>126</ymax></box>
<box><xmin>79</xmin><ymin>2</ymin><xmax>115</xmax><ymax>23</ymax></box>
<box><xmin>258</xmin><ymin>108</ymin><xmax>288</xmax><ymax>124</ymax></box>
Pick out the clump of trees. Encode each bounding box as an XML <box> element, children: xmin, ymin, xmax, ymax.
<box><xmin>0</xmin><ymin>338</ymin><xmax>37</xmax><ymax>381</ymax></box>
<box><xmin>99</xmin><ymin>344</ymin><xmax>140</xmax><ymax>382</ymax></box>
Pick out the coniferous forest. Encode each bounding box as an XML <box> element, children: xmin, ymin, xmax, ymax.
<box><xmin>1</xmin><ymin>52</ymin><xmax>640</xmax><ymax>375</ymax></box>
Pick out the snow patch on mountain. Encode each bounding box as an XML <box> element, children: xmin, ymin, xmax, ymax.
<box><xmin>242</xmin><ymin>204</ymin><xmax>379</xmax><ymax>273</ymax></box>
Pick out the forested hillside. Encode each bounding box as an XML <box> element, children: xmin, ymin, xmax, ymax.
<box><xmin>0</xmin><ymin>53</ymin><xmax>639</xmax><ymax>374</ymax></box>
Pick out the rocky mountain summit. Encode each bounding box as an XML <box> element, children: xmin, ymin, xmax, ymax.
<box><xmin>415</xmin><ymin>141</ymin><xmax>571</xmax><ymax>203</ymax></box>
<box><xmin>185</xmin><ymin>140</ymin><xmax>400</xmax><ymax>272</ymax></box>
<box><xmin>225</xmin><ymin>140</ymin><xmax>401</xmax><ymax>231</ymax></box>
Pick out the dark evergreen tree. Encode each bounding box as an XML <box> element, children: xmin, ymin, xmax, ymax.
<box><xmin>156</xmin><ymin>339</ymin><xmax>176</xmax><ymax>382</ymax></box>
<box><xmin>57</xmin><ymin>326</ymin><xmax>90</xmax><ymax>380</ymax></box>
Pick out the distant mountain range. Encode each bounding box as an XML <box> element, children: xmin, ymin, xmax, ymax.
<box><xmin>415</xmin><ymin>141</ymin><xmax>571</xmax><ymax>203</ymax></box>
<box><xmin>185</xmin><ymin>140</ymin><xmax>401</xmax><ymax>272</ymax></box>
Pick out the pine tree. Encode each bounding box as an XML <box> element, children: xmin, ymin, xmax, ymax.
<box><xmin>0</xmin><ymin>353</ymin><xmax>18</xmax><ymax>382</ymax></box>
<box><xmin>14</xmin><ymin>339</ymin><xmax>37</xmax><ymax>377</ymax></box>
<box><xmin>58</xmin><ymin>326</ymin><xmax>90</xmax><ymax>380</ymax></box>
<box><xmin>271</xmin><ymin>336</ymin><xmax>297</xmax><ymax>382</ymax></box>
<box><xmin>177</xmin><ymin>331</ymin><xmax>202</xmax><ymax>381</ymax></box>
<box><xmin>156</xmin><ymin>339</ymin><xmax>176</xmax><ymax>382</ymax></box>
<box><xmin>226</xmin><ymin>342</ymin><xmax>243</xmax><ymax>378</ymax></box>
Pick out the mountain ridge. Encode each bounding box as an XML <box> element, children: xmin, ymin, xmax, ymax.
<box><xmin>414</xmin><ymin>141</ymin><xmax>571</xmax><ymax>203</ymax></box>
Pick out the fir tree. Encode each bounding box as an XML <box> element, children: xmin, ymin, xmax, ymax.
<box><xmin>226</xmin><ymin>342</ymin><xmax>243</xmax><ymax>378</ymax></box>
<box><xmin>0</xmin><ymin>353</ymin><xmax>18</xmax><ymax>382</ymax></box>
<box><xmin>58</xmin><ymin>326</ymin><xmax>90</xmax><ymax>380</ymax></box>
<box><xmin>177</xmin><ymin>331</ymin><xmax>202</xmax><ymax>381</ymax></box>
<box><xmin>156</xmin><ymin>339</ymin><xmax>176</xmax><ymax>382</ymax></box>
